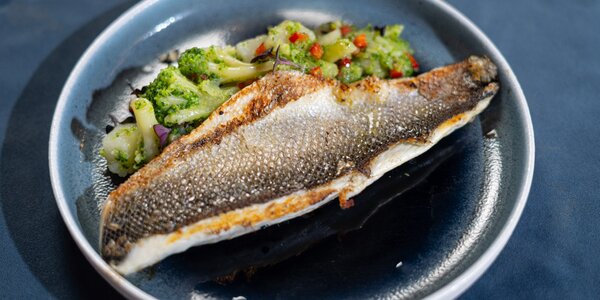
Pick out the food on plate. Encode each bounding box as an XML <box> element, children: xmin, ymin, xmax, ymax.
<box><xmin>100</xmin><ymin>20</ymin><xmax>418</xmax><ymax>176</ymax></box>
<box><xmin>100</xmin><ymin>54</ymin><xmax>499</xmax><ymax>274</ymax></box>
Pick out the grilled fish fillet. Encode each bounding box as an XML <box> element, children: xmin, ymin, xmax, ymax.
<box><xmin>100</xmin><ymin>56</ymin><xmax>499</xmax><ymax>274</ymax></box>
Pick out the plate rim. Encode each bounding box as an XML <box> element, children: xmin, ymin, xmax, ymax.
<box><xmin>48</xmin><ymin>0</ymin><xmax>535</xmax><ymax>299</ymax></box>
<box><xmin>423</xmin><ymin>1</ymin><xmax>535</xmax><ymax>298</ymax></box>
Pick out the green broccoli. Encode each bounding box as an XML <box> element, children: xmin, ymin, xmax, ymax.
<box><xmin>264</xmin><ymin>20</ymin><xmax>316</xmax><ymax>49</ymax></box>
<box><xmin>178</xmin><ymin>45</ymin><xmax>273</xmax><ymax>84</ymax></box>
<box><xmin>353</xmin><ymin>24</ymin><xmax>416</xmax><ymax>78</ymax></box>
<box><xmin>100</xmin><ymin>123</ymin><xmax>144</xmax><ymax>177</ymax></box>
<box><xmin>143</xmin><ymin>66</ymin><xmax>202</xmax><ymax>124</ymax></box>
<box><xmin>143</xmin><ymin>66</ymin><xmax>237</xmax><ymax>126</ymax></box>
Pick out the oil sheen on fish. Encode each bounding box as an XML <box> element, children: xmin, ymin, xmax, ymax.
<box><xmin>100</xmin><ymin>56</ymin><xmax>499</xmax><ymax>274</ymax></box>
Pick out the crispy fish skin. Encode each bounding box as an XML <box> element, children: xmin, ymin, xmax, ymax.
<box><xmin>100</xmin><ymin>56</ymin><xmax>498</xmax><ymax>274</ymax></box>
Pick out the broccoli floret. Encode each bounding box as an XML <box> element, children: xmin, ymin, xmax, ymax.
<box><xmin>162</xmin><ymin>80</ymin><xmax>238</xmax><ymax>125</ymax></box>
<box><xmin>143</xmin><ymin>66</ymin><xmax>238</xmax><ymax>127</ymax></box>
<box><xmin>353</xmin><ymin>24</ymin><xmax>416</xmax><ymax>77</ymax></box>
<box><xmin>265</xmin><ymin>20</ymin><xmax>316</xmax><ymax>49</ymax></box>
<box><xmin>178</xmin><ymin>21</ymin><xmax>318</xmax><ymax>84</ymax></box>
<box><xmin>143</xmin><ymin>66</ymin><xmax>203</xmax><ymax>124</ymax></box>
<box><xmin>143</xmin><ymin>65</ymin><xmax>238</xmax><ymax>126</ymax></box>
<box><xmin>383</xmin><ymin>24</ymin><xmax>404</xmax><ymax>40</ymax></box>
<box><xmin>178</xmin><ymin>45</ymin><xmax>273</xmax><ymax>84</ymax></box>
<box><xmin>100</xmin><ymin>123</ymin><xmax>143</xmax><ymax>177</ymax></box>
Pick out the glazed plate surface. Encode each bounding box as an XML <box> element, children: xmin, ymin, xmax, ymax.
<box><xmin>49</xmin><ymin>0</ymin><xmax>534</xmax><ymax>298</ymax></box>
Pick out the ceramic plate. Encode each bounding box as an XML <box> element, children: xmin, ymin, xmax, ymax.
<box><xmin>49</xmin><ymin>0</ymin><xmax>534</xmax><ymax>298</ymax></box>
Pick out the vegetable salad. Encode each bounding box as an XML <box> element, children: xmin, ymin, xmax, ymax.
<box><xmin>101</xmin><ymin>20</ymin><xmax>418</xmax><ymax>176</ymax></box>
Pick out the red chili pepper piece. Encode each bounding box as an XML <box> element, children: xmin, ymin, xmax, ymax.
<box><xmin>310</xmin><ymin>66</ymin><xmax>322</xmax><ymax>78</ymax></box>
<box><xmin>389</xmin><ymin>69</ymin><xmax>403</xmax><ymax>78</ymax></box>
<box><xmin>340</xmin><ymin>25</ymin><xmax>352</xmax><ymax>37</ymax></box>
<box><xmin>407</xmin><ymin>53</ymin><xmax>419</xmax><ymax>70</ymax></box>
<box><xmin>289</xmin><ymin>32</ymin><xmax>309</xmax><ymax>43</ymax></box>
<box><xmin>353</xmin><ymin>33</ymin><xmax>368</xmax><ymax>49</ymax></box>
<box><xmin>309</xmin><ymin>43</ymin><xmax>323</xmax><ymax>59</ymax></box>
<box><xmin>254</xmin><ymin>42</ymin><xmax>266</xmax><ymax>56</ymax></box>
<box><xmin>338</xmin><ymin>57</ymin><xmax>352</xmax><ymax>68</ymax></box>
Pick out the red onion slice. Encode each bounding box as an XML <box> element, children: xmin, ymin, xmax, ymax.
<box><xmin>153</xmin><ymin>124</ymin><xmax>171</xmax><ymax>148</ymax></box>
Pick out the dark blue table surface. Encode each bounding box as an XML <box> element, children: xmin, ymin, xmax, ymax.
<box><xmin>1</xmin><ymin>0</ymin><xmax>598</xmax><ymax>298</ymax></box>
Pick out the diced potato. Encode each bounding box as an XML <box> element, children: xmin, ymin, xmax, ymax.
<box><xmin>322</xmin><ymin>39</ymin><xmax>358</xmax><ymax>63</ymax></box>
<box><xmin>317</xmin><ymin>28</ymin><xmax>341</xmax><ymax>46</ymax></box>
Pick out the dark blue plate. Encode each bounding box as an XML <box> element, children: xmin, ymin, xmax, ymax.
<box><xmin>49</xmin><ymin>0</ymin><xmax>534</xmax><ymax>298</ymax></box>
